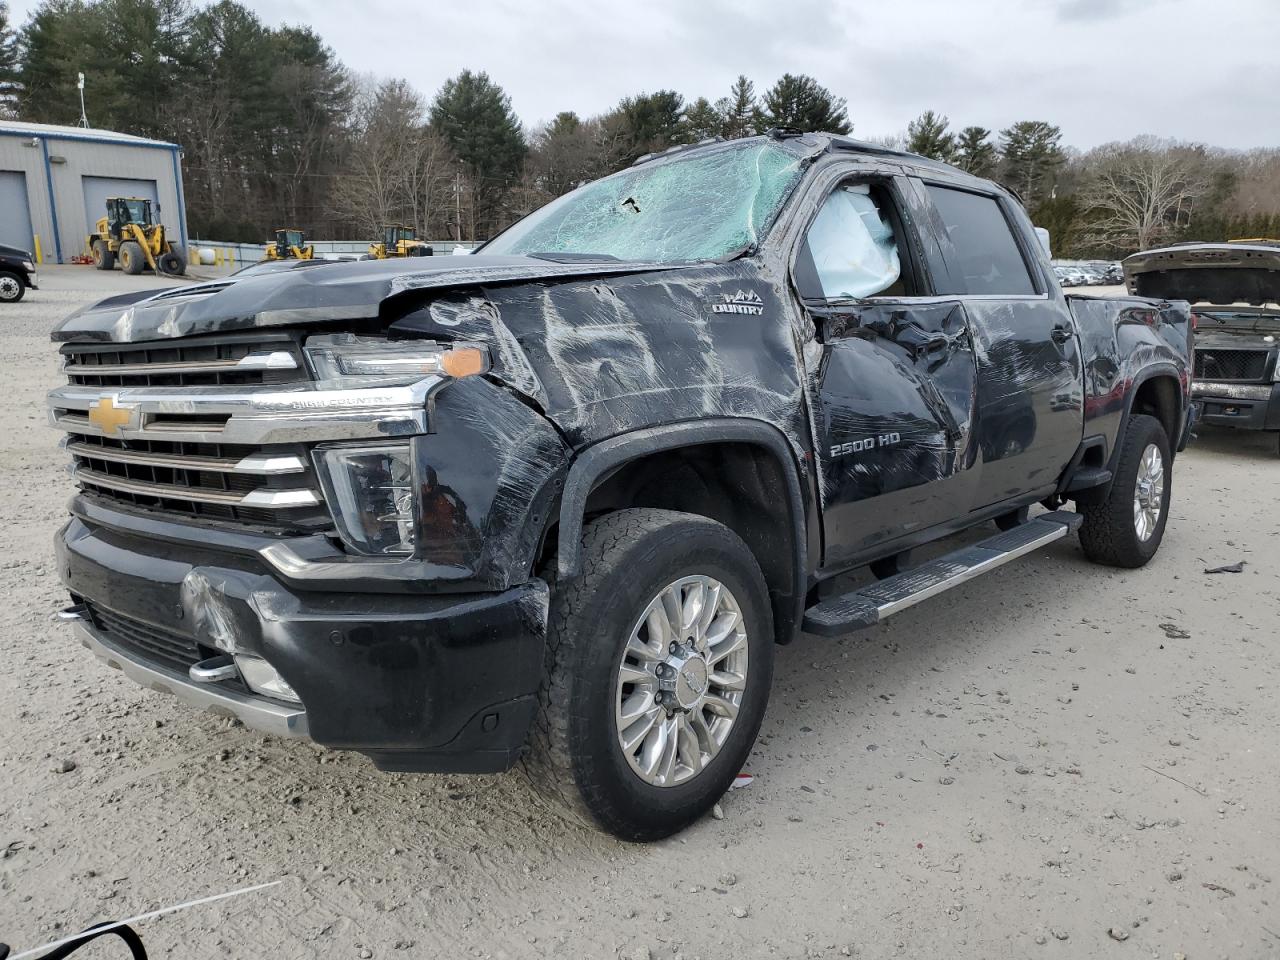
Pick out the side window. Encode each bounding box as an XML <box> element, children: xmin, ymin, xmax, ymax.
<box><xmin>797</xmin><ymin>183</ymin><xmax>912</xmax><ymax>300</ymax></box>
<box><xmin>925</xmin><ymin>185</ymin><xmax>1037</xmax><ymax>296</ymax></box>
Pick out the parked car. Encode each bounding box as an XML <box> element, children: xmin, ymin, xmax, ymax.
<box><xmin>0</xmin><ymin>243</ymin><xmax>38</xmax><ymax>303</ymax></box>
<box><xmin>48</xmin><ymin>132</ymin><xmax>1193</xmax><ymax>839</ymax></box>
<box><xmin>1126</xmin><ymin>241</ymin><xmax>1280</xmax><ymax>455</ymax></box>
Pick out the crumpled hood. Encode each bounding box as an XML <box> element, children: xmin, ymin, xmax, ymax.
<box><xmin>1124</xmin><ymin>242</ymin><xmax>1280</xmax><ymax>306</ymax></box>
<box><xmin>51</xmin><ymin>254</ymin><xmax>678</xmax><ymax>343</ymax></box>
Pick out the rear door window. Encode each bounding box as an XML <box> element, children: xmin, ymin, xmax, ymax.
<box><xmin>926</xmin><ymin>185</ymin><xmax>1037</xmax><ymax>296</ymax></box>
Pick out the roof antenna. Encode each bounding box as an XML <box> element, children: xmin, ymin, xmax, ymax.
<box><xmin>76</xmin><ymin>72</ymin><xmax>90</xmax><ymax>128</ymax></box>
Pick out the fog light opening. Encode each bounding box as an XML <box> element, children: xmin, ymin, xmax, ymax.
<box><xmin>234</xmin><ymin>655</ymin><xmax>301</xmax><ymax>704</ymax></box>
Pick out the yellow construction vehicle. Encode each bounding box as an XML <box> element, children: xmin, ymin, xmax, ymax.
<box><xmin>367</xmin><ymin>225</ymin><xmax>434</xmax><ymax>259</ymax></box>
<box><xmin>88</xmin><ymin>197</ymin><xmax>186</xmax><ymax>276</ymax></box>
<box><xmin>262</xmin><ymin>229</ymin><xmax>315</xmax><ymax>261</ymax></box>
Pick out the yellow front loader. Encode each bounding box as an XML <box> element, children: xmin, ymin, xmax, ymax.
<box><xmin>367</xmin><ymin>225</ymin><xmax>433</xmax><ymax>259</ymax></box>
<box><xmin>263</xmin><ymin>229</ymin><xmax>315</xmax><ymax>261</ymax></box>
<box><xmin>88</xmin><ymin>198</ymin><xmax>186</xmax><ymax>276</ymax></box>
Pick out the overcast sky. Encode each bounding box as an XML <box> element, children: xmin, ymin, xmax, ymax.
<box><xmin>10</xmin><ymin>0</ymin><xmax>1278</xmax><ymax>149</ymax></box>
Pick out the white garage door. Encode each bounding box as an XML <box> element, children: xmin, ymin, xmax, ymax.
<box><xmin>82</xmin><ymin>176</ymin><xmax>160</xmax><ymax>234</ymax></box>
<box><xmin>0</xmin><ymin>171</ymin><xmax>35</xmax><ymax>254</ymax></box>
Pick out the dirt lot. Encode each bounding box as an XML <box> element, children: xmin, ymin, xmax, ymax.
<box><xmin>2</xmin><ymin>267</ymin><xmax>1278</xmax><ymax>959</ymax></box>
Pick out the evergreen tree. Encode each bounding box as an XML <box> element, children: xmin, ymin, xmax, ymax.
<box><xmin>998</xmin><ymin>120</ymin><xmax>1065</xmax><ymax>206</ymax></box>
<box><xmin>428</xmin><ymin>69</ymin><xmax>526</xmax><ymax>237</ymax></box>
<box><xmin>683</xmin><ymin>96</ymin><xmax>720</xmax><ymax>141</ymax></box>
<box><xmin>905</xmin><ymin>110</ymin><xmax>955</xmax><ymax>162</ymax></box>
<box><xmin>0</xmin><ymin>1</ymin><xmax>20</xmax><ymax>117</ymax></box>
<box><xmin>608</xmin><ymin>89</ymin><xmax>686</xmax><ymax>160</ymax></box>
<box><xmin>715</xmin><ymin>74</ymin><xmax>759</xmax><ymax>139</ymax></box>
<box><xmin>955</xmin><ymin>125</ymin><xmax>997</xmax><ymax>177</ymax></box>
<box><xmin>761</xmin><ymin>73</ymin><xmax>850</xmax><ymax>135</ymax></box>
<box><xmin>16</xmin><ymin>0</ymin><xmax>97</xmax><ymax>124</ymax></box>
<box><xmin>547</xmin><ymin>110</ymin><xmax>581</xmax><ymax>138</ymax></box>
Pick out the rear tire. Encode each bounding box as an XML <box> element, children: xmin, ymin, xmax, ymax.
<box><xmin>0</xmin><ymin>270</ymin><xmax>25</xmax><ymax>303</ymax></box>
<box><xmin>92</xmin><ymin>239</ymin><xmax>115</xmax><ymax>271</ymax></box>
<box><xmin>526</xmin><ymin>508</ymin><xmax>774</xmax><ymax>841</ymax></box>
<box><xmin>1078</xmin><ymin>414</ymin><xmax>1171</xmax><ymax>568</ymax></box>
<box><xmin>119</xmin><ymin>241</ymin><xmax>146</xmax><ymax>275</ymax></box>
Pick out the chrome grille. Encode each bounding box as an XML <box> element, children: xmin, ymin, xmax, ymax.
<box><xmin>1194</xmin><ymin>349</ymin><xmax>1270</xmax><ymax>382</ymax></box>
<box><xmin>49</xmin><ymin>337</ymin><xmax>439</xmax><ymax>533</ymax></box>
<box><xmin>65</xmin><ymin>433</ymin><xmax>328</xmax><ymax>529</ymax></box>
<box><xmin>61</xmin><ymin>333</ymin><xmax>306</xmax><ymax>388</ymax></box>
<box><xmin>53</xmin><ymin>332</ymin><xmax>331</xmax><ymax>531</ymax></box>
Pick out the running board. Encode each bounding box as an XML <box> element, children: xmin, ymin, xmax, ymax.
<box><xmin>802</xmin><ymin>511</ymin><xmax>1084</xmax><ymax>637</ymax></box>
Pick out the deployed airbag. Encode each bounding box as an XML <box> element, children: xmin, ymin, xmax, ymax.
<box><xmin>808</xmin><ymin>185</ymin><xmax>901</xmax><ymax>299</ymax></box>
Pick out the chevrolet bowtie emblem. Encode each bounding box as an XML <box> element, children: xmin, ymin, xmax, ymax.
<box><xmin>87</xmin><ymin>396</ymin><xmax>136</xmax><ymax>435</ymax></box>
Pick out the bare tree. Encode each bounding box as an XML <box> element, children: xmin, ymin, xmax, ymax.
<box><xmin>1079</xmin><ymin>137</ymin><xmax>1210</xmax><ymax>252</ymax></box>
<box><xmin>330</xmin><ymin>78</ymin><xmax>458</xmax><ymax>239</ymax></box>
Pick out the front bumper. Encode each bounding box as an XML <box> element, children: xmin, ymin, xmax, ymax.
<box><xmin>1192</xmin><ymin>381</ymin><xmax>1280</xmax><ymax>431</ymax></box>
<box><xmin>56</xmin><ymin>514</ymin><xmax>550</xmax><ymax>773</ymax></box>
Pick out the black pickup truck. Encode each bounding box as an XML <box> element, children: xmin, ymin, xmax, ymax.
<box><xmin>0</xmin><ymin>243</ymin><xmax>38</xmax><ymax>303</ymax></box>
<box><xmin>48</xmin><ymin>133</ymin><xmax>1193</xmax><ymax>839</ymax></box>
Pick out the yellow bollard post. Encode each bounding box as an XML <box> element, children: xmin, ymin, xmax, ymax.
<box><xmin>33</xmin><ymin>235</ymin><xmax>43</xmax><ymax>265</ymax></box>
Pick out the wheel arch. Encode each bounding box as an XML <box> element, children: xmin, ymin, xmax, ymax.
<box><xmin>555</xmin><ymin>419</ymin><xmax>809</xmax><ymax>645</ymax></box>
<box><xmin>1124</xmin><ymin>366</ymin><xmax>1184</xmax><ymax>458</ymax></box>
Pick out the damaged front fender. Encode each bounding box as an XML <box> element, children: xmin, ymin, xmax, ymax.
<box><xmin>412</xmin><ymin>375</ymin><xmax>570</xmax><ymax>591</ymax></box>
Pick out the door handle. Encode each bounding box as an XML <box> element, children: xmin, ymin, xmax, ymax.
<box><xmin>1051</xmin><ymin>322</ymin><xmax>1073</xmax><ymax>344</ymax></box>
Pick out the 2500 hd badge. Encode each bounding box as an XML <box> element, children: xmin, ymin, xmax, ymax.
<box><xmin>831</xmin><ymin>433</ymin><xmax>901</xmax><ymax>457</ymax></box>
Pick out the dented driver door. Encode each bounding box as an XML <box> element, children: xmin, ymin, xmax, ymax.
<box><xmin>794</xmin><ymin>174</ymin><xmax>982</xmax><ymax>567</ymax></box>
<box><xmin>811</xmin><ymin>300</ymin><xmax>982</xmax><ymax>564</ymax></box>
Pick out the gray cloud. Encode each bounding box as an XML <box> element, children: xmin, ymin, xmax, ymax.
<box><xmin>8</xmin><ymin>0</ymin><xmax>1276</xmax><ymax>149</ymax></box>
<box><xmin>1055</xmin><ymin>0</ymin><xmax>1127</xmax><ymax>20</ymax></box>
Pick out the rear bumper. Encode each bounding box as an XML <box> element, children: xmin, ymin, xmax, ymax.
<box><xmin>1192</xmin><ymin>381</ymin><xmax>1280</xmax><ymax>430</ymax></box>
<box><xmin>55</xmin><ymin>515</ymin><xmax>549</xmax><ymax>773</ymax></box>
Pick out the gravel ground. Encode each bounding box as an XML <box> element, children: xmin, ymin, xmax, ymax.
<box><xmin>1</xmin><ymin>268</ymin><xmax>1278</xmax><ymax>959</ymax></box>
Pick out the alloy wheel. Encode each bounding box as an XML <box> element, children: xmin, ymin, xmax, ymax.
<box><xmin>1133</xmin><ymin>442</ymin><xmax>1165</xmax><ymax>541</ymax></box>
<box><xmin>613</xmin><ymin>575</ymin><xmax>748</xmax><ymax>787</ymax></box>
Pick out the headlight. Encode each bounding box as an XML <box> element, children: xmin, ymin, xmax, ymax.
<box><xmin>314</xmin><ymin>443</ymin><xmax>417</xmax><ymax>556</ymax></box>
<box><xmin>305</xmin><ymin>334</ymin><xmax>488</xmax><ymax>387</ymax></box>
<box><xmin>22</xmin><ymin>261</ymin><xmax>34</xmax><ymax>271</ymax></box>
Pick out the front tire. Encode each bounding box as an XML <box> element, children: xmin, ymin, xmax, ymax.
<box><xmin>0</xmin><ymin>270</ymin><xmax>25</xmax><ymax>303</ymax></box>
<box><xmin>527</xmin><ymin>508</ymin><xmax>774</xmax><ymax>841</ymax></box>
<box><xmin>1078</xmin><ymin>414</ymin><xmax>1171</xmax><ymax>568</ymax></box>
<box><xmin>119</xmin><ymin>241</ymin><xmax>146</xmax><ymax>275</ymax></box>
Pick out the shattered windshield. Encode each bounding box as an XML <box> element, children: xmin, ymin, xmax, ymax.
<box><xmin>482</xmin><ymin>140</ymin><xmax>807</xmax><ymax>263</ymax></box>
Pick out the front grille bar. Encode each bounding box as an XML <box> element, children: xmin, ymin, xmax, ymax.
<box><xmin>64</xmin><ymin>440</ymin><xmax>306</xmax><ymax>475</ymax></box>
<box><xmin>72</xmin><ymin>465</ymin><xmax>321</xmax><ymax>508</ymax></box>
<box><xmin>62</xmin><ymin>351</ymin><xmax>298</xmax><ymax>378</ymax></box>
<box><xmin>48</xmin><ymin>377</ymin><xmax>444</xmax><ymax>444</ymax></box>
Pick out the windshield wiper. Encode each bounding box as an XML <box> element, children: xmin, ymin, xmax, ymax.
<box><xmin>525</xmin><ymin>252</ymin><xmax>623</xmax><ymax>263</ymax></box>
